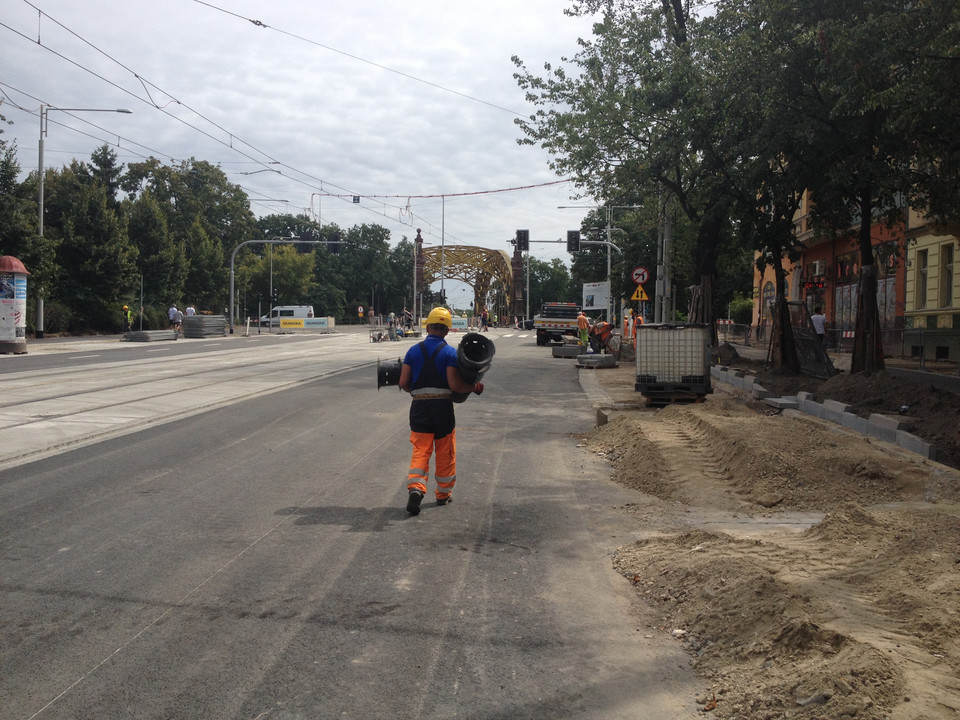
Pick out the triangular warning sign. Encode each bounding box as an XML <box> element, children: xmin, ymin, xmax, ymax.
<box><xmin>631</xmin><ymin>285</ymin><xmax>649</xmax><ymax>301</ymax></box>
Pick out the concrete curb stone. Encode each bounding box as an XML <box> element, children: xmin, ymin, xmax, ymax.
<box><xmin>711</xmin><ymin>365</ymin><xmax>935</xmax><ymax>460</ymax></box>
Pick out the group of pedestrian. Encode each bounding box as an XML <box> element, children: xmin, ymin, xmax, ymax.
<box><xmin>167</xmin><ymin>303</ymin><xmax>196</xmax><ymax>333</ymax></box>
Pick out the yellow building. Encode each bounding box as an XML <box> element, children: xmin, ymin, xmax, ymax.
<box><xmin>904</xmin><ymin>207</ymin><xmax>960</xmax><ymax>359</ymax></box>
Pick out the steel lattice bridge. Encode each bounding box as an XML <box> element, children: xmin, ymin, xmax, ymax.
<box><xmin>419</xmin><ymin>244</ymin><xmax>522</xmax><ymax>315</ymax></box>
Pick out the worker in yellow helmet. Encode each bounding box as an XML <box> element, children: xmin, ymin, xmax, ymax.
<box><xmin>398</xmin><ymin>307</ymin><xmax>484</xmax><ymax>515</ymax></box>
<box><xmin>122</xmin><ymin>304</ymin><xmax>132</xmax><ymax>332</ymax></box>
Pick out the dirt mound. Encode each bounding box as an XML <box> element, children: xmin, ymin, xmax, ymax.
<box><xmin>583</xmin><ymin>375</ymin><xmax>960</xmax><ymax>719</ymax></box>
<box><xmin>610</xmin><ymin>502</ymin><xmax>960</xmax><ymax>719</ymax></box>
<box><xmin>586</xmin><ymin>395</ymin><xmax>957</xmax><ymax>511</ymax></box>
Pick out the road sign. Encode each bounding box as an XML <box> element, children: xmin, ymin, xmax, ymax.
<box><xmin>631</xmin><ymin>266</ymin><xmax>649</xmax><ymax>284</ymax></box>
<box><xmin>631</xmin><ymin>285</ymin><xmax>649</xmax><ymax>301</ymax></box>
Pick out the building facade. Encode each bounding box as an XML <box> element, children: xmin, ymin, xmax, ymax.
<box><xmin>752</xmin><ymin>191</ymin><xmax>927</xmax><ymax>354</ymax></box>
<box><xmin>903</xmin><ymin>207</ymin><xmax>960</xmax><ymax>359</ymax></box>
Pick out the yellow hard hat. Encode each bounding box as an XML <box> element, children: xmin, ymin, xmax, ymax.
<box><xmin>426</xmin><ymin>306</ymin><xmax>452</xmax><ymax>327</ymax></box>
<box><xmin>123</xmin><ymin>305</ymin><xmax>129</xmax><ymax>310</ymax></box>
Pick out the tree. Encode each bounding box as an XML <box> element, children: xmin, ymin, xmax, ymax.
<box><xmin>514</xmin><ymin>1</ymin><xmax>742</xmax><ymax>335</ymax></box>
<box><xmin>122</xmin><ymin>158</ymin><xmax>258</xmax><ymax>278</ymax></box>
<box><xmin>126</xmin><ymin>191</ymin><xmax>186</xmax><ymax>309</ymax></box>
<box><xmin>528</xmin><ymin>257</ymin><xmax>575</xmax><ymax>312</ymax></box>
<box><xmin>184</xmin><ymin>217</ymin><xmax>226</xmax><ymax>311</ymax></box>
<box><xmin>90</xmin><ymin>145</ymin><xmax>124</xmax><ymax>212</ymax></box>
<box><xmin>335</xmin><ymin>224</ymin><xmax>393</xmax><ymax>315</ymax></box>
<box><xmin>713</xmin><ymin>0</ymin><xmax>960</xmax><ymax>374</ymax></box>
<box><xmin>0</xmin><ymin>135</ymin><xmax>37</xmax><ymax>266</ymax></box>
<box><xmin>54</xmin><ymin>163</ymin><xmax>138</xmax><ymax>330</ymax></box>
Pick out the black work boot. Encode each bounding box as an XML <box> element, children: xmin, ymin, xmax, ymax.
<box><xmin>406</xmin><ymin>490</ymin><xmax>423</xmax><ymax>515</ymax></box>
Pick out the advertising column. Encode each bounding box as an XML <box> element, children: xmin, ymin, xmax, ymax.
<box><xmin>0</xmin><ymin>255</ymin><xmax>30</xmax><ymax>354</ymax></box>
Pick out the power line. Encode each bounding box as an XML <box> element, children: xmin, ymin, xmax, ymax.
<box><xmin>4</xmin><ymin>3</ymin><xmax>563</xmax><ymax>244</ymax></box>
<box><xmin>192</xmin><ymin>0</ymin><xmax>527</xmax><ymax>117</ymax></box>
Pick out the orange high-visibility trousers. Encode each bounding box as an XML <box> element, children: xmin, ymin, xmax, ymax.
<box><xmin>407</xmin><ymin>429</ymin><xmax>457</xmax><ymax>501</ymax></box>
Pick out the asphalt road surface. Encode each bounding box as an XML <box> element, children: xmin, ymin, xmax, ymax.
<box><xmin>1</xmin><ymin>329</ymin><xmax>699</xmax><ymax>719</ymax></box>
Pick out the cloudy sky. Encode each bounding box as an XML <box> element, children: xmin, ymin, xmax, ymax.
<box><xmin>2</xmin><ymin>0</ymin><xmax>600</xmax><ymax>286</ymax></box>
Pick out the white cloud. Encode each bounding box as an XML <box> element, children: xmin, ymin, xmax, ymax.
<box><xmin>2</xmin><ymin>0</ymin><xmax>602</xmax><ymax>266</ymax></box>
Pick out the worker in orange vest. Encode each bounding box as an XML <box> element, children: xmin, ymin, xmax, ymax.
<box><xmin>577</xmin><ymin>311</ymin><xmax>590</xmax><ymax>346</ymax></box>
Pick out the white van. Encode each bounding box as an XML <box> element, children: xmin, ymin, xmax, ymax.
<box><xmin>257</xmin><ymin>305</ymin><xmax>315</xmax><ymax>327</ymax></box>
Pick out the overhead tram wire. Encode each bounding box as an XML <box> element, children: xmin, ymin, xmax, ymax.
<box><xmin>192</xmin><ymin>0</ymin><xmax>527</xmax><ymax>118</ymax></box>
<box><xmin>1</xmin><ymin>82</ymin><xmax>437</xmax><ymax>238</ymax></box>
<box><xmin>316</xmin><ymin>178</ymin><xmax>574</xmax><ymax>202</ymax></box>
<box><xmin>3</xmin><ymin>82</ymin><xmax>539</xmax><ymax>248</ymax></box>
<box><xmin>11</xmin><ymin>1</ymin><xmax>499</xmax><ymax>227</ymax></box>
<box><xmin>7</xmin><ymin>2</ymin><xmax>555</xmax><ymax>241</ymax></box>
<box><xmin>4</xmin><ymin>16</ymin><xmax>443</xmax><ymax>235</ymax></box>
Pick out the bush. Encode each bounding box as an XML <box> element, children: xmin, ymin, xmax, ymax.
<box><xmin>729</xmin><ymin>296</ymin><xmax>754</xmax><ymax>325</ymax></box>
<box><xmin>140</xmin><ymin>305</ymin><xmax>168</xmax><ymax>330</ymax></box>
<box><xmin>43</xmin><ymin>301</ymin><xmax>76</xmax><ymax>334</ymax></box>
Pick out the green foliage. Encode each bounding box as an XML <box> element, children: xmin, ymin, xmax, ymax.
<box><xmin>41</xmin><ymin>300</ymin><xmax>75</xmax><ymax>334</ymax></box>
<box><xmin>527</xmin><ymin>257</ymin><xmax>575</xmax><ymax>312</ymax></box>
<box><xmin>0</xmin><ymin>137</ymin><xmax>38</xmax><ymax>268</ymax></box>
<box><xmin>729</xmin><ymin>295</ymin><xmax>754</xmax><ymax>325</ymax></box>
<box><xmin>184</xmin><ymin>217</ymin><xmax>226</xmax><ymax>310</ymax></box>
<box><xmin>126</xmin><ymin>192</ymin><xmax>186</xmax><ymax>306</ymax></box>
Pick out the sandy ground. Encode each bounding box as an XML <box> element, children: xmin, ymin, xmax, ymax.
<box><xmin>585</xmin><ymin>361</ymin><xmax>960</xmax><ymax>720</ymax></box>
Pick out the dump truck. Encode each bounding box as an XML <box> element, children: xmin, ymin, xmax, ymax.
<box><xmin>533</xmin><ymin>302</ymin><xmax>581</xmax><ymax>345</ymax></box>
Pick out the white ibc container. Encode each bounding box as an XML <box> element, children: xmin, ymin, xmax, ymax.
<box><xmin>635</xmin><ymin>323</ymin><xmax>711</xmax><ymax>391</ymax></box>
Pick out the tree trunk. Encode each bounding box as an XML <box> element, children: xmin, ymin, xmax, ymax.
<box><xmin>769</xmin><ymin>297</ymin><xmax>802</xmax><ymax>374</ymax></box>
<box><xmin>769</xmin><ymin>246</ymin><xmax>800</xmax><ymax>374</ymax></box>
<box><xmin>850</xmin><ymin>196</ymin><xmax>885</xmax><ymax>374</ymax></box>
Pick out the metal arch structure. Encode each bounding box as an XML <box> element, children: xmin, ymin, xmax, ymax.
<box><xmin>421</xmin><ymin>245</ymin><xmax>516</xmax><ymax>313</ymax></box>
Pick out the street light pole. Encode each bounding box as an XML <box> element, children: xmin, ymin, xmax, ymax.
<box><xmin>36</xmin><ymin>104</ymin><xmax>132</xmax><ymax>337</ymax></box>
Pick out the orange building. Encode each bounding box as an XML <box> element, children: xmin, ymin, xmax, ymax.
<box><xmin>753</xmin><ymin>191</ymin><xmax>907</xmax><ymax>348</ymax></box>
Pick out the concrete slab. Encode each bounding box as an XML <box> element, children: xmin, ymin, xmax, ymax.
<box><xmin>823</xmin><ymin>399</ymin><xmax>854</xmax><ymax>414</ymax></box>
<box><xmin>764</xmin><ymin>396</ymin><xmax>799</xmax><ymax>410</ymax></box>
<box><xmin>868</xmin><ymin>413</ymin><xmax>908</xmax><ymax>431</ymax></box>
<box><xmin>552</xmin><ymin>345</ymin><xmax>581</xmax><ymax>358</ymax></box>
<box><xmin>578</xmin><ymin>354</ymin><xmax>618</xmax><ymax>368</ymax></box>
<box><xmin>897</xmin><ymin>430</ymin><xmax>936</xmax><ymax>459</ymax></box>
<box><xmin>751</xmin><ymin>384</ymin><xmax>773</xmax><ymax>400</ymax></box>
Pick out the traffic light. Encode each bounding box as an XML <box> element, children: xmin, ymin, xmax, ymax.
<box><xmin>566</xmin><ymin>230</ymin><xmax>581</xmax><ymax>253</ymax></box>
<box><xmin>516</xmin><ymin>229</ymin><xmax>529</xmax><ymax>252</ymax></box>
<box><xmin>271</xmin><ymin>287</ymin><xmax>278</xmax><ymax>302</ymax></box>
<box><xmin>329</xmin><ymin>232</ymin><xmax>340</xmax><ymax>253</ymax></box>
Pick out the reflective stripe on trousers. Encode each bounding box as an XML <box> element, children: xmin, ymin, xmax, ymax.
<box><xmin>407</xmin><ymin>429</ymin><xmax>457</xmax><ymax>500</ymax></box>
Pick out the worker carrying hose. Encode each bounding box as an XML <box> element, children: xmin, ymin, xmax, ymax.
<box><xmin>398</xmin><ymin>307</ymin><xmax>485</xmax><ymax>515</ymax></box>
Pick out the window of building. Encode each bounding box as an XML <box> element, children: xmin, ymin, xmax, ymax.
<box><xmin>940</xmin><ymin>243</ymin><xmax>954</xmax><ymax>308</ymax></box>
<box><xmin>917</xmin><ymin>249</ymin><xmax>928</xmax><ymax>309</ymax></box>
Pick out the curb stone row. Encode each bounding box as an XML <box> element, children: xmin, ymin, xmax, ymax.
<box><xmin>711</xmin><ymin>365</ymin><xmax>935</xmax><ymax>460</ymax></box>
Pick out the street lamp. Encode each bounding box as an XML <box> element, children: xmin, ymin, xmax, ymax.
<box><xmin>36</xmin><ymin>104</ymin><xmax>132</xmax><ymax>337</ymax></box>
